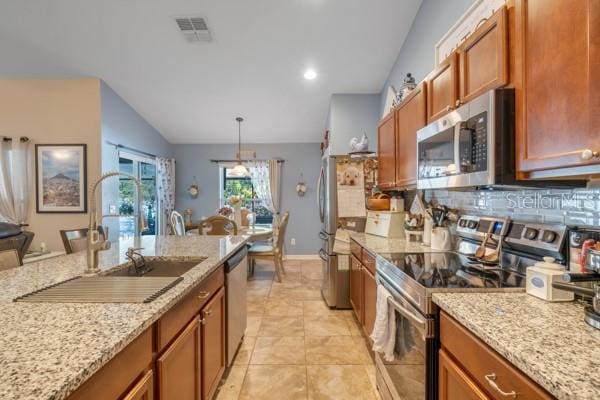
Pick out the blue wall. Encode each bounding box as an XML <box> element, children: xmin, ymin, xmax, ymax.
<box><xmin>379</xmin><ymin>0</ymin><xmax>475</xmax><ymax>114</ymax></box>
<box><xmin>327</xmin><ymin>93</ymin><xmax>380</xmax><ymax>155</ymax></box>
<box><xmin>100</xmin><ymin>81</ymin><xmax>173</xmax><ymax>239</ymax></box>
<box><xmin>173</xmin><ymin>143</ymin><xmax>322</xmax><ymax>255</ymax></box>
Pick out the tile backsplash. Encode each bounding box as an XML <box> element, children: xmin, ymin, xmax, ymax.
<box><xmin>421</xmin><ymin>188</ymin><xmax>600</xmax><ymax>228</ymax></box>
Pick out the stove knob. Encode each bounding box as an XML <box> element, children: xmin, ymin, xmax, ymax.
<box><xmin>467</xmin><ymin>220</ymin><xmax>479</xmax><ymax>229</ymax></box>
<box><xmin>524</xmin><ymin>228</ymin><xmax>539</xmax><ymax>240</ymax></box>
<box><xmin>459</xmin><ymin>219</ymin><xmax>468</xmax><ymax>227</ymax></box>
<box><xmin>541</xmin><ymin>230</ymin><xmax>557</xmax><ymax>243</ymax></box>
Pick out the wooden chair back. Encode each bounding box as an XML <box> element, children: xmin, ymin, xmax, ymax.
<box><xmin>0</xmin><ymin>240</ymin><xmax>22</xmax><ymax>270</ymax></box>
<box><xmin>60</xmin><ymin>227</ymin><xmax>105</xmax><ymax>254</ymax></box>
<box><xmin>274</xmin><ymin>212</ymin><xmax>290</xmax><ymax>254</ymax></box>
<box><xmin>201</xmin><ymin>216</ymin><xmax>238</xmax><ymax>235</ymax></box>
<box><xmin>169</xmin><ymin>211</ymin><xmax>186</xmax><ymax>236</ymax></box>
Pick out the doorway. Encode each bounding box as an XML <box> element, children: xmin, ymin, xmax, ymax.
<box><xmin>118</xmin><ymin>152</ymin><xmax>157</xmax><ymax>239</ymax></box>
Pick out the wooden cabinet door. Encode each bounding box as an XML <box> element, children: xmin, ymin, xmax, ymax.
<box><xmin>349</xmin><ymin>255</ymin><xmax>363</xmax><ymax>324</ymax></box>
<box><xmin>377</xmin><ymin>111</ymin><xmax>397</xmax><ymax>188</ymax></box>
<box><xmin>123</xmin><ymin>370</ymin><xmax>154</xmax><ymax>400</ymax></box>
<box><xmin>362</xmin><ymin>266</ymin><xmax>377</xmax><ymax>337</ymax></box>
<box><xmin>439</xmin><ymin>349</ymin><xmax>490</xmax><ymax>400</ymax></box>
<box><xmin>201</xmin><ymin>287</ymin><xmax>226</xmax><ymax>400</ymax></box>
<box><xmin>395</xmin><ymin>82</ymin><xmax>427</xmax><ymax>187</ymax></box>
<box><xmin>157</xmin><ymin>318</ymin><xmax>200</xmax><ymax>400</ymax></box>
<box><xmin>427</xmin><ymin>52</ymin><xmax>459</xmax><ymax>123</ymax></box>
<box><xmin>458</xmin><ymin>6</ymin><xmax>508</xmax><ymax>104</ymax></box>
<box><xmin>515</xmin><ymin>0</ymin><xmax>600</xmax><ymax>174</ymax></box>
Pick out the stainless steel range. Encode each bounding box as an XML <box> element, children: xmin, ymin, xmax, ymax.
<box><xmin>374</xmin><ymin>215</ymin><xmax>568</xmax><ymax>400</ymax></box>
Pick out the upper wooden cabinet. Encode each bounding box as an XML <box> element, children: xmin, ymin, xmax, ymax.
<box><xmin>427</xmin><ymin>52</ymin><xmax>459</xmax><ymax>123</ymax></box>
<box><xmin>377</xmin><ymin>111</ymin><xmax>397</xmax><ymax>188</ymax></box>
<box><xmin>514</xmin><ymin>0</ymin><xmax>600</xmax><ymax>175</ymax></box>
<box><xmin>396</xmin><ymin>82</ymin><xmax>427</xmax><ymax>187</ymax></box>
<box><xmin>458</xmin><ymin>6</ymin><xmax>508</xmax><ymax>104</ymax></box>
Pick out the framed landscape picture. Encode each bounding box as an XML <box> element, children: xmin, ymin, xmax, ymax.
<box><xmin>35</xmin><ymin>144</ymin><xmax>87</xmax><ymax>213</ymax></box>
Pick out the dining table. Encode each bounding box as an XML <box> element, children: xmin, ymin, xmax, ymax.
<box><xmin>184</xmin><ymin>221</ymin><xmax>273</xmax><ymax>241</ymax></box>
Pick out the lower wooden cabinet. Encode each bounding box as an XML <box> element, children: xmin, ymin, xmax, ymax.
<box><xmin>123</xmin><ymin>370</ymin><xmax>154</xmax><ymax>400</ymax></box>
<box><xmin>440</xmin><ymin>312</ymin><xmax>553</xmax><ymax>400</ymax></box>
<box><xmin>349</xmin><ymin>254</ymin><xmax>363</xmax><ymax>324</ymax></box>
<box><xmin>439</xmin><ymin>349</ymin><xmax>489</xmax><ymax>400</ymax></box>
<box><xmin>201</xmin><ymin>287</ymin><xmax>226</xmax><ymax>400</ymax></box>
<box><xmin>157</xmin><ymin>317</ymin><xmax>201</xmax><ymax>400</ymax></box>
<box><xmin>362</xmin><ymin>266</ymin><xmax>377</xmax><ymax>337</ymax></box>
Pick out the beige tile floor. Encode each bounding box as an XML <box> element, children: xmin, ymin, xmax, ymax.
<box><xmin>216</xmin><ymin>259</ymin><xmax>380</xmax><ymax>400</ymax></box>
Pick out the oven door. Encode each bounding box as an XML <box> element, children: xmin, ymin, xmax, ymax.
<box><xmin>375</xmin><ymin>276</ymin><xmax>437</xmax><ymax>400</ymax></box>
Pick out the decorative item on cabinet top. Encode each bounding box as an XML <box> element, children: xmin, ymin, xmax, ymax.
<box><xmin>296</xmin><ymin>174</ymin><xmax>307</xmax><ymax>196</ymax></box>
<box><xmin>349</xmin><ymin>133</ymin><xmax>369</xmax><ymax>152</ymax></box>
<box><xmin>396</xmin><ymin>73</ymin><xmax>417</xmax><ymax>103</ymax></box>
<box><xmin>187</xmin><ymin>176</ymin><xmax>199</xmax><ymax>198</ymax></box>
<box><xmin>382</xmin><ymin>85</ymin><xmax>398</xmax><ymax>118</ymax></box>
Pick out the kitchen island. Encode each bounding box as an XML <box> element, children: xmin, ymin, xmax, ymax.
<box><xmin>433</xmin><ymin>292</ymin><xmax>600</xmax><ymax>400</ymax></box>
<box><xmin>0</xmin><ymin>235</ymin><xmax>247</xmax><ymax>400</ymax></box>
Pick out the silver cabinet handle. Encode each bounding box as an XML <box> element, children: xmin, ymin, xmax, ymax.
<box><xmin>484</xmin><ymin>373</ymin><xmax>517</xmax><ymax>398</ymax></box>
<box><xmin>581</xmin><ymin>149</ymin><xmax>599</xmax><ymax>160</ymax></box>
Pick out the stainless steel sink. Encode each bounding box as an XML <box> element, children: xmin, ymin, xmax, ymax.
<box><xmin>106</xmin><ymin>258</ymin><xmax>205</xmax><ymax>278</ymax></box>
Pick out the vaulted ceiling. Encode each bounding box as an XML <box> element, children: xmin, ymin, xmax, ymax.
<box><xmin>0</xmin><ymin>0</ymin><xmax>422</xmax><ymax>143</ymax></box>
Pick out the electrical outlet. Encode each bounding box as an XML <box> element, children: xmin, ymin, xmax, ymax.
<box><xmin>290</xmin><ymin>238</ymin><xmax>296</xmax><ymax>246</ymax></box>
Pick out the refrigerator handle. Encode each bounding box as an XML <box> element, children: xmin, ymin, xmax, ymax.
<box><xmin>317</xmin><ymin>166</ymin><xmax>325</xmax><ymax>222</ymax></box>
<box><xmin>319</xmin><ymin>231</ymin><xmax>328</xmax><ymax>241</ymax></box>
<box><xmin>319</xmin><ymin>248</ymin><xmax>328</xmax><ymax>261</ymax></box>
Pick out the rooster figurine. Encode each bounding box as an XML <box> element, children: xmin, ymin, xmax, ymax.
<box><xmin>349</xmin><ymin>133</ymin><xmax>369</xmax><ymax>152</ymax></box>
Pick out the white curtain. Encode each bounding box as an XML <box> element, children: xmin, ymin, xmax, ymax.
<box><xmin>156</xmin><ymin>157</ymin><xmax>176</xmax><ymax>235</ymax></box>
<box><xmin>249</xmin><ymin>159</ymin><xmax>282</xmax><ymax>228</ymax></box>
<box><xmin>0</xmin><ymin>137</ymin><xmax>32</xmax><ymax>225</ymax></box>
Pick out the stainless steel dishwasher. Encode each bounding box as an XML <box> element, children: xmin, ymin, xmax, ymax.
<box><xmin>224</xmin><ymin>246</ymin><xmax>248</xmax><ymax>367</ymax></box>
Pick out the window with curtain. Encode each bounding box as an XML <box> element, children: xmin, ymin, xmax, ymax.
<box><xmin>219</xmin><ymin>167</ymin><xmax>273</xmax><ymax>224</ymax></box>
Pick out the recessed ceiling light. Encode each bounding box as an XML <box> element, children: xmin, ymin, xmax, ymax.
<box><xmin>303</xmin><ymin>69</ymin><xmax>317</xmax><ymax>80</ymax></box>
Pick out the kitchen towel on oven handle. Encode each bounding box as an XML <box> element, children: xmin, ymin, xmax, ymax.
<box><xmin>370</xmin><ymin>284</ymin><xmax>396</xmax><ymax>361</ymax></box>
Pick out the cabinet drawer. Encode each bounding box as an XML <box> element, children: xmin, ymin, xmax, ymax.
<box><xmin>361</xmin><ymin>249</ymin><xmax>376</xmax><ymax>275</ymax></box>
<box><xmin>157</xmin><ymin>265</ymin><xmax>224</xmax><ymax>352</ymax></box>
<box><xmin>440</xmin><ymin>312</ymin><xmax>553</xmax><ymax>400</ymax></box>
<box><xmin>350</xmin><ymin>240</ymin><xmax>362</xmax><ymax>260</ymax></box>
<box><xmin>67</xmin><ymin>328</ymin><xmax>153</xmax><ymax>400</ymax></box>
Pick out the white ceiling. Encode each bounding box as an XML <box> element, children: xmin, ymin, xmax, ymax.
<box><xmin>0</xmin><ymin>0</ymin><xmax>422</xmax><ymax>143</ymax></box>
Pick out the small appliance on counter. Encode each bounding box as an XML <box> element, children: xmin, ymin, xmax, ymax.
<box><xmin>526</xmin><ymin>257</ymin><xmax>574</xmax><ymax>302</ymax></box>
<box><xmin>365</xmin><ymin>210</ymin><xmax>405</xmax><ymax>238</ymax></box>
<box><xmin>568</xmin><ymin>227</ymin><xmax>600</xmax><ymax>273</ymax></box>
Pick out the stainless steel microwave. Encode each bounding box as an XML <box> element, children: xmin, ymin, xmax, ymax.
<box><xmin>416</xmin><ymin>88</ymin><xmax>515</xmax><ymax>189</ymax></box>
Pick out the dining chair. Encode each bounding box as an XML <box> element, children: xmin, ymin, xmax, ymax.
<box><xmin>0</xmin><ymin>240</ymin><xmax>23</xmax><ymax>271</ymax></box>
<box><xmin>200</xmin><ymin>216</ymin><xmax>238</xmax><ymax>235</ymax></box>
<box><xmin>169</xmin><ymin>211</ymin><xmax>186</xmax><ymax>236</ymax></box>
<box><xmin>248</xmin><ymin>211</ymin><xmax>289</xmax><ymax>282</ymax></box>
<box><xmin>60</xmin><ymin>227</ymin><xmax>106</xmax><ymax>254</ymax></box>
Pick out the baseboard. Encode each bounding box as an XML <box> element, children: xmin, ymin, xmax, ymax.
<box><xmin>283</xmin><ymin>254</ymin><xmax>320</xmax><ymax>260</ymax></box>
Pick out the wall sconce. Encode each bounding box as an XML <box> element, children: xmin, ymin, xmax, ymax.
<box><xmin>296</xmin><ymin>173</ymin><xmax>307</xmax><ymax>197</ymax></box>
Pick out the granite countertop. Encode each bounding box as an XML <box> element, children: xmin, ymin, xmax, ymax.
<box><xmin>0</xmin><ymin>235</ymin><xmax>248</xmax><ymax>400</ymax></box>
<box><xmin>349</xmin><ymin>232</ymin><xmax>438</xmax><ymax>254</ymax></box>
<box><xmin>433</xmin><ymin>292</ymin><xmax>600</xmax><ymax>400</ymax></box>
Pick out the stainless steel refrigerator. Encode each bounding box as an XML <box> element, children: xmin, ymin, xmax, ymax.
<box><xmin>318</xmin><ymin>155</ymin><xmax>366</xmax><ymax>309</ymax></box>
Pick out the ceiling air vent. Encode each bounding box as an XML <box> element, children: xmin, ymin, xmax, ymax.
<box><xmin>175</xmin><ymin>17</ymin><xmax>212</xmax><ymax>42</ymax></box>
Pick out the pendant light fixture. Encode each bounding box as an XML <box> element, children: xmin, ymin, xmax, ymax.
<box><xmin>230</xmin><ymin>116</ymin><xmax>249</xmax><ymax>177</ymax></box>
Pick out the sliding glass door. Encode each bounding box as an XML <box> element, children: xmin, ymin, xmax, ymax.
<box><xmin>118</xmin><ymin>152</ymin><xmax>157</xmax><ymax>239</ymax></box>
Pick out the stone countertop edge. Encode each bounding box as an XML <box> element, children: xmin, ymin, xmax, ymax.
<box><xmin>433</xmin><ymin>292</ymin><xmax>600</xmax><ymax>400</ymax></box>
<box><xmin>0</xmin><ymin>235</ymin><xmax>248</xmax><ymax>400</ymax></box>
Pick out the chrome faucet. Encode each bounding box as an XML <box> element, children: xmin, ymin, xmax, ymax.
<box><xmin>85</xmin><ymin>171</ymin><xmax>148</xmax><ymax>275</ymax></box>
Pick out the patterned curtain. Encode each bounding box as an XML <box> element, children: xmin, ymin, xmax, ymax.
<box><xmin>0</xmin><ymin>137</ymin><xmax>32</xmax><ymax>225</ymax></box>
<box><xmin>156</xmin><ymin>157</ymin><xmax>176</xmax><ymax>235</ymax></box>
<box><xmin>249</xmin><ymin>160</ymin><xmax>282</xmax><ymax>228</ymax></box>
